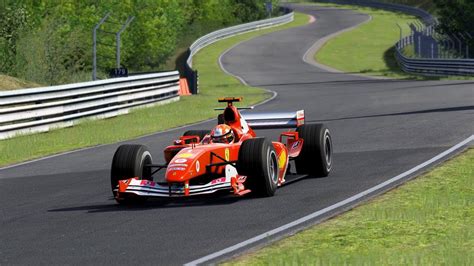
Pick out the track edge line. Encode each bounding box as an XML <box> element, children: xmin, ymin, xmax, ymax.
<box><xmin>184</xmin><ymin>134</ymin><xmax>474</xmax><ymax>266</ymax></box>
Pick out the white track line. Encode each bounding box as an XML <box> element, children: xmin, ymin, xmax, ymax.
<box><xmin>302</xmin><ymin>14</ymin><xmax>381</xmax><ymax>78</ymax></box>
<box><xmin>185</xmin><ymin>135</ymin><xmax>474</xmax><ymax>266</ymax></box>
<box><xmin>218</xmin><ymin>38</ymin><xmax>278</xmax><ymax>105</ymax></box>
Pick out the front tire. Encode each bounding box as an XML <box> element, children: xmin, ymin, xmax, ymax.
<box><xmin>295</xmin><ymin>124</ymin><xmax>332</xmax><ymax>177</ymax></box>
<box><xmin>237</xmin><ymin>138</ymin><xmax>279</xmax><ymax>197</ymax></box>
<box><xmin>110</xmin><ymin>144</ymin><xmax>153</xmax><ymax>203</ymax></box>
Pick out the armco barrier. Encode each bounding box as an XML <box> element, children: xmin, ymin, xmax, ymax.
<box><xmin>183</xmin><ymin>10</ymin><xmax>294</xmax><ymax>93</ymax></box>
<box><xmin>396</xmin><ymin>38</ymin><xmax>474</xmax><ymax>76</ymax></box>
<box><xmin>0</xmin><ymin>71</ymin><xmax>180</xmax><ymax>139</ymax></box>
<box><xmin>315</xmin><ymin>0</ymin><xmax>474</xmax><ymax>76</ymax></box>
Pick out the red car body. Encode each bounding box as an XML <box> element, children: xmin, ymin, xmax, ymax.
<box><xmin>111</xmin><ymin>97</ymin><xmax>331</xmax><ymax>203</ymax></box>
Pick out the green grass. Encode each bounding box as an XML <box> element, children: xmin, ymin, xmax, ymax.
<box><xmin>225</xmin><ymin>148</ymin><xmax>474</xmax><ymax>265</ymax></box>
<box><xmin>379</xmin><ymin>0</ymin><xmax>436</xmax><ymax>13</ymax></box>
<box><xmin>313</xmin><ymin>3</ymin><xmax>474</xmax><ymax>80</ymax></box>
<box><xmin>0</xmin><ymin>12</ymin><xmax>310</xmax><ymax>167</ymax></box>
<box><xmin>314</xmin><ymin>3</ymin><xmax>420</xmax><ymax>78</ymax></box>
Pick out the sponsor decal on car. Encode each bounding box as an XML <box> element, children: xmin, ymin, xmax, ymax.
<box><xmin>225</xmin><ymin>148</ymin><xmax>230</xmax><ymax>161</ymax></box>
<box><xmin>168</xmin><ymin>167</ymin><xmax>186</xmax><ymax>171</ymax></box>
<box><xmin>140</xmin><ymin>180</ymin><xmax>156</xmax><ymax>186</ymax></box>
<box><xmin>174</xmin><ymin>158</ymin><xmax>187</xmax><ymax>163</ymax></box>
<box><xmin>291</xmin><ymin>141</ymin><xmax>300</xmax><ymax>149</ymax></box>
<box><xmin>211</xmin><ymin>177</ymin><xmax>227</xmax><ymax>184</ymax></box>
<box><xmin>169</xmin><ymin>163</ymin><xmax>188</xmax><ymax>168</ymax></box>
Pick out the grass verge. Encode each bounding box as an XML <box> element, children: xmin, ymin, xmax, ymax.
<box><xmin>313</xmin><ymin>3</ymin><xmax>473</xmax><ymax>80</ymax></box>
<box><xmin>0</xmin><ymin>13</ymin><xmax>309</xmax><ymax>167</ymax></box>
<box><xmin>0</xmin><ymin>74</ymin><xmax>41</xmax><ymax>90</ymax></box>
<box><xmin>225</xmin><ymin>148</ymin><xmax>474</xmax><ymax>265</ymax></box>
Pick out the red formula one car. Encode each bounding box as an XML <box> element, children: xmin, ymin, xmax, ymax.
<box><xmin>111</xmin><ymin>97</ymin><xmax>332</xmax><ymax>204</ymax></box>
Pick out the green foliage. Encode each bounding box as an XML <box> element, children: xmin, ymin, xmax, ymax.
<box><xmin>0</xmin><ymin>3</ymin><xmax>31</xmax><ymax>75</ymax></box>
<box><xmin>433</xmin><ymin>0</ymin><xmax>474</xmax><ymax>47</ymax></box>
<box><xmin>0</xmin><ymin>0</ymin><xmax>276</xmax><ymax>86</ymax></box>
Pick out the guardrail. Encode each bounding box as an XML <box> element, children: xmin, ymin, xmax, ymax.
<box><xmin>183</xmin><ymin>9</ymin><xmax>294</xmax><ymax>94</ymax></box>
<box><xmin>396</xmin><ymin>36</ymin><xmax>474</xmax><ymax>76</ymax></box>
<box><xmin>315</xmin><ymin>0</ymin><xmax>474</xmax><ymax>76</ymax></box>
<box><xmin>0</xmin><ymin>71</ymin><xmax>180</xmax><ymax>140</ymax></box>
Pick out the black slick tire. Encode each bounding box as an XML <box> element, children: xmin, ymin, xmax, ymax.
<box><xmin>110</xmin><ymin>144</ymin><xmax>153</xmax><ymax>203</ymax></box>
<box><xmin>237</xmin><ymin>138</ymin><xmax>279</xmax><ymax>197</ymax></box>
<box><xmin>295</xmin><ymin>124</ymin><xmax>332</xmax><ymax>177</ymax></box>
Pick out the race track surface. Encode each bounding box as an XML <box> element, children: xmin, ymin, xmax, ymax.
<box><xmin>1</xmin><ymin>5</ymin><xmax>473</xmax><ymax>265</ymax></box>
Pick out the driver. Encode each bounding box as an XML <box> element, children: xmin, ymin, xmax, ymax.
<box><xmin>210</xmin><ymin>124</ymin><xmax>235</xmax><ymax>144</ymax></box>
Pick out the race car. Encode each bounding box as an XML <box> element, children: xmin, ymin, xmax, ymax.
<box><xmin>111</xmin><ymin>97</ymin><xmax>332</xmax><ymax>204</ymax></box>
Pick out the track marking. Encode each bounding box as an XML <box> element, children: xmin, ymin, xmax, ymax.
<box><xmin>218</xmin><ymin>39</ymin><xmax>278</xmax><ymax>106</ymax></box>
<box><xmin>300</xmin><ymin>13</ymin><xmax>391</xmax><ymax>80</ymax></box>
<box><xmin>185</xmin><ymin>135</ymin><xmax>474</xmax><ymax>265</ymax></box>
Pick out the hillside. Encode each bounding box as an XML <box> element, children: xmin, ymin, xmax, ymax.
<box><xmin>0</xmin><ymin>0</ymin><xmax>278</xmax><ymax>87</ymax></box>
<box><xmin>380</xmin><ymin>0</ymin><xmax>436</xmax><ymax>12</ymax></box>
<box><xmin>0</xmin><ymin>74</ymin><xmax>40</xmax><ymax>90</ymax></box>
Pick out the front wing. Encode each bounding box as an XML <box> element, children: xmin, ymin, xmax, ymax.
<box><xmin>115</xmin><ymin>175</ymin><xmax>249</xmax><ymax>198</ymax></box>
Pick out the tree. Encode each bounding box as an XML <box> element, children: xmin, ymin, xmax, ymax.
<box><xmin>434</xmin><ymin>0</ymin><xmax>474</xmax><ymax>36</ymax></box>
<box><xmin>0</xmin><ymin>4</ymin><xmax>31</xmax><ymax>75</ymax></box>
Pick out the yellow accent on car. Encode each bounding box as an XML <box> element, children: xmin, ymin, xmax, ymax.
<box><xmin>178</xmin><ymin>153</ymin><xmax>194</xmax><ymax>158</ymax></box>
<box><xmin>278</xmin><ymin>150</ymin><xmax>287</xmax><ymax>169</ymax></box>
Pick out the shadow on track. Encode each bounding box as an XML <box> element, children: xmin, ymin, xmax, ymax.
<box><xmin>48</xmin><ymin>195</ymin><xmax>245</xmax><ymax>213</ymax></box>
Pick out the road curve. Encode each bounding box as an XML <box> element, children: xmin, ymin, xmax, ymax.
<box><xmin>1</xmin><ymin>5</ymin><xmax>473</xmax><ymax>265</ymax></box>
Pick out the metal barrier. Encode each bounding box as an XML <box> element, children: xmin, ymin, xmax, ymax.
<box><xmin>183</xmin><ymin>10</ymin><xmax>294</xmax><ymax>94</ymax></box>
<box><xmin>0</xmin><ymin>71</ymin><xmax>180</xmax><ymax>139</ymax></box>
<box><xmin>396</xmin><ymin>35</ymin><xmax>474</xmax><ymax>76</ymax></box>
<box><xmin>315</xmin><ymin>0</ymin><xmax>474</xmax><ymax>76</ymax></box>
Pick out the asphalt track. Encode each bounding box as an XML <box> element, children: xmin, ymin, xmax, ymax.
<box><xmin>1</xmin><ymin>5</ymin><xmax>473</xmax><ymax>265</ymax></box>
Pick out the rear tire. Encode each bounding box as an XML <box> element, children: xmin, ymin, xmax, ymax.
<box><xmin>295</xmin><ymin>124</ymin><xmax>332</xmax><ymax>177</ymax></box>
<box><xmin>237</xmin><ymin>138</ymin><xmax>279</xmax><ymax>197</ymax></box>
<box><xmin>110</xmin><ymin>144</ymin><xmax>153</xmax><ymax>203</ymax></box>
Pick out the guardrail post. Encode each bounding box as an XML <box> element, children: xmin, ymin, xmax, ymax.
<box><xmin>92</xmin><ymin>13</ymin><xmax>110</xmax><ymax>81</ymax></box>
<box><xmin>396</xmin><ymin>23</ymin><xmax>402</xmax><ymax>47</ymax></box>
<box><xmin>116</xmin><ymin>16</ymin><xmax>135</xmax><ymax>68</ymax></box>
<box><xmin>418</xmin><ymin>36</ymin><xmax>421</xmax><ymax>57</ymax></box>
<box><xmin>453</xmin><ymin>35</ymin><xmax>462</xmax><ymax>57</ymax></box>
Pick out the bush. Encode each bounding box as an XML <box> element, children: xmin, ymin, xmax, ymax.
<box><xmin>0</xmin><ymin>0</ymin><xmax>275</xmax><ymax>86</ymax></box>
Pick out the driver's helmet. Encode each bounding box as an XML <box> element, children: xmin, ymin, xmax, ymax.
<box><xmin>210</xmin><ymin>124</ymin><xmax>235</xmax><ymax>144</ymax></box>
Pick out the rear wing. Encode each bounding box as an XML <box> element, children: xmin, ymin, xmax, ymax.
<box><xmin>241</xmin><ymin>110</ymin><xmax>304</xmax><ymax>129</ymax></box>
